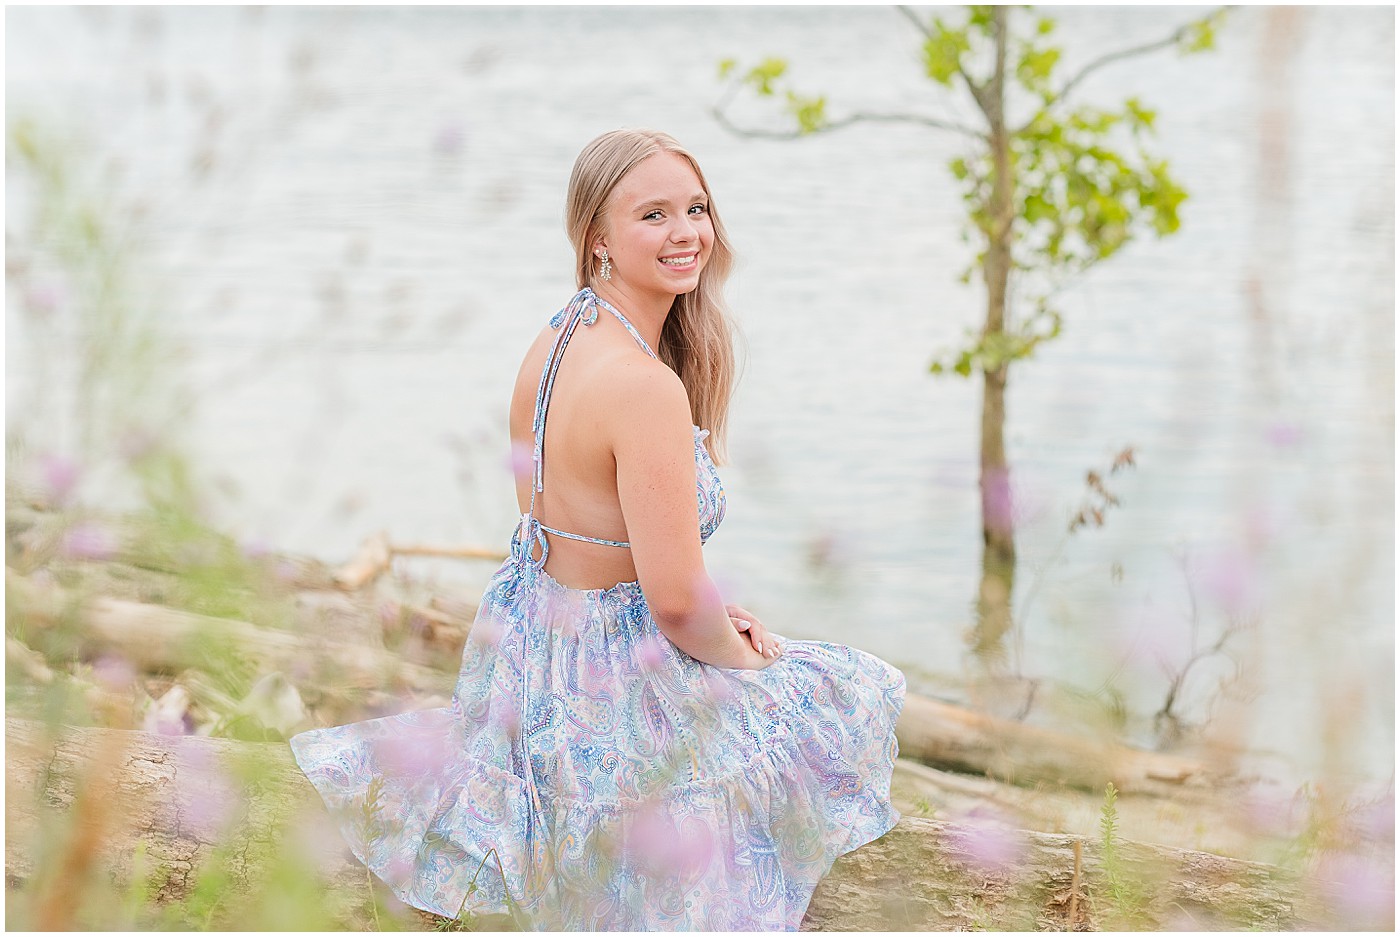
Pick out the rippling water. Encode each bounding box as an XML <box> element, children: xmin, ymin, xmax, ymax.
<box><xmin>6</xmin><ymin>6</ymin><xmax>1393</xmax><ymax>783</ymax></box>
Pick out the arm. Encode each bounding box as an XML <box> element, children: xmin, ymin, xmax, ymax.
<box><xmin>608</xmin><ymin>364</ymin><xmax>774</xmax><ymax>670</ymax></box>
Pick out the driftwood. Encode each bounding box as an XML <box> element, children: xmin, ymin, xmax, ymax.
<box><xmin>6</xmin><ymin>718</ymin><xmax>1344</xmax><ymax>931</ymax></box>
<box><xmin>7</xmin><ymin>570</ymin><xmax>448</xmax><ymax>698</ymax></box>
<box><xmin>896</xmin><ymin>693</ymin><xmax>1217</xmax><ymax>797</ymax></box>
<box><xmin>332</xmin><ymin>531</ymin><xmax>507</xmax><ymax>591</ymax></box>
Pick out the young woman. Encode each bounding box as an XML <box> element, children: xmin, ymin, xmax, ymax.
<box><xmin>291</xmin><ymin>129</ymin><xmax>905</xmax><ymax>931</ymax></box>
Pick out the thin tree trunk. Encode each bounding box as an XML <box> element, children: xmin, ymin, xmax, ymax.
<box><xmin>974</xmin><ymin>6</ymin><xmax>1018</xmax><ymax>663</ymax></box>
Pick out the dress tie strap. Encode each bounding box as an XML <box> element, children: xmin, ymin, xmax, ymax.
<box><xmin>516</xmin><ymin>288</ymin><xmax>658</xmax><ymax>569</ymax></box>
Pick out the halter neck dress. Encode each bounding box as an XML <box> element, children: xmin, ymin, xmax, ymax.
<box><xmin>289</xmin><ymin>288</ymin><xmax>906</xmax><ymax>931</ymax></box>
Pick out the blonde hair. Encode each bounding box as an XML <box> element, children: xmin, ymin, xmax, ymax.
<box><xmin>565</xmin><ymin>129</ymin><xmax>738</xmax><ymax>464</ymax></box>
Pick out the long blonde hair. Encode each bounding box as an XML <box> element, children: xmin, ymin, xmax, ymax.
<box><xmin>565</xmin><ymin>129</ymin><xmax>738</xmax><ymax>464</ymax></box>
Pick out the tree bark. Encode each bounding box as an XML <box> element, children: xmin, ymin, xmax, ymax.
<box><xmin>5</xmin><ymin>718</ymin><xmax>1335</xmax><ymax>931</ymax></box>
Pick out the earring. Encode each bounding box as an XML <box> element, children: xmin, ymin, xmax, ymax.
<box><xmin>598</xmin><ymin>250</ymin><xmax>612</xmax><ymax>281</ymax></box>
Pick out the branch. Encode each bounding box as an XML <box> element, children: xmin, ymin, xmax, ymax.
<box><xmin>1044</xmin><ymin>11</ymin><xmax>1220</xmax><ymax>113</ymax></box>
<box><xmin>711</xmin><ymin>104</ymin><xmax>983</xmax><ymax>142</ymax></box>
<box><xmin>896</xmin><ymin>5</ymin><xmax>993</xmax><ymax>122</ymax></box>
<box><xmin>895</xmin><ymin>4</ymin><xmax>933</xmax><ymax>40</ymax></box>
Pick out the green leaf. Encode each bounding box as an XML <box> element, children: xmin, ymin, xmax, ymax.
<box><xmin>1178</xmin><ymin>12</ymin><xmax>1222</xmax><ymax>54</ymax></box>
<box><xmin>786</xmin><ymin>92</ymin><xmax>828</xmax><ymax>134</ymax></box>
<box><xmin>717</xmin><ymin>58</ymin><xmax>737</xmax><ymax>80</ymax></box>
<box><xmin>1016</xmin><ymin>46</ymin><xmax>1061</xmax><ymax>90</ymax></box>
<box><xmin>923</xmin><ymin>23</ymin><xmax>970</xmax><ymax>86</ymax></box>
<box><xmin>743</xmin><ymin>58</ymin><xmax>788</xmax><ymax>96</ymax></box>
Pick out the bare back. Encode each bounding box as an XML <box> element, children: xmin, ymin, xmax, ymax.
<box><xmin>509</xmin><ymin>315</ymin><xmax>665</xmax><ymax>590</ymax></box>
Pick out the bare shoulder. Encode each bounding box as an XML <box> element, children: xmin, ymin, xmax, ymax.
<box><xmin>598</xmin><ymin>356</ymin><xmax>693</xmax><ymax>448</ymax></box>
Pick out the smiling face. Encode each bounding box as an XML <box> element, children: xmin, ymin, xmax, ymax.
<box><xmin>594</xmin><ymin>151</ymin><xmax>714</xmax><ymax>307</ymax></box>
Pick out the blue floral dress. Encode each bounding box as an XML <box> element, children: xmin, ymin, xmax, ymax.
<box><xmin>289</xmin><ymin>288</ymin><xmax>906</xmax><ymax>931</ymax></box>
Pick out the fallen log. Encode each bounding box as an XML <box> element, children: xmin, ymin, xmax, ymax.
<box><xmin>895</xmin><ymin>691</ymin><xmax>1218</xmax><ymax>797</ymax></box>
<box><xmin>7</xmin><ymin>570</ymin><xmax>448</xmax><ymax>698</ymax></box>
<box><xmin>6</xmin><ymin>718</ymin><xmax>1358</xmax><ymax>931</ymax></box>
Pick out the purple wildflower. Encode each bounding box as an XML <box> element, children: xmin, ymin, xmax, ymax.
<box><xmin>1265</xmin><ymin>421</ymin><xmax>1303</xmax><ymax>449</ymax></box>
<box><xmin>90</xmin><ymin>654</ymin><xmax>136</xmax><ymax>692</ymax></box>
<box><xmin>1314</xmin><ymin>850</ymin><xmax>1394</xmax><ymax>926</ymax></box>
<box><xmin>60</xmin><ymin>521</ymin><xmax>116</xmax><ymax>561</ymax></box>
<box><xmin>39</xmin><ymin>453</ymin><xmax>79</xmax><ymax>507</ymax></box>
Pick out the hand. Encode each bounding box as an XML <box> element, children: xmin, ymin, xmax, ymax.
<box><xmin>727</xmin><ymin>603</ymin><xmax>782</xmax><ymax>662</ymax></box>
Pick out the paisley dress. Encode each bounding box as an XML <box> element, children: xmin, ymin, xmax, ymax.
<box><xmin>289</xmin><ymin>288</ymin><xmax>906</xmax><ymax>931</ymax></box>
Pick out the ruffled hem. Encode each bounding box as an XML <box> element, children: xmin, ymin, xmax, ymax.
<box><xmin>290</xmin><ymin>641</ymin><xmax>903</xmax><ymax>931</ymax></box>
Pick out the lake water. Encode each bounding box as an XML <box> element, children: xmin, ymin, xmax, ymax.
<box><xmin>6</xmin><ymin>5</ymin><xmax>1393</xmax><ymax>786</ymax></box>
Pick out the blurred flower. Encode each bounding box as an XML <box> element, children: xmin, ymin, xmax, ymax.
<box><xmin>175</xmin><ymin>738</ymin><xmax>239</xmax><ymax>838</ymax></box>
<box><xmin>1354</xmin><ymin>795</ymin><xmax>1395</xmax><ymax>843</ymax></box>
<box><xmin>60</xmin><ymin>521</ymin><xmax>116</xmax><ymax>561</ymax></box>
<box><xmin>1265</xmin><ymin>420</ymin><xmax>1303</xmax><ymax>449</ymax></box>
<box><xmin>24</xmin><ymin>279</ymin><xmax>66</xmax><ymax>316</ymax></box>
<box><xmin>626</xmin><ymin>803</ymin><xmax>683</xmax><ymax>876</ymax></box>
<box><xmin>433</xmin><ymin>121</ymin><xmax>466</xmax><ymax>156</ymax></box>
<box><xmin>474</xmin><ymin>615</ymin><xmax>504</xmax><ymax>649</ymax></box>
<box><xmin>494</xmin><ymin>694</ymin><xmax>521</xmax><ymax>735</ymax></box>
<box><xmin>1314</xmin><ymin>850</ymin><xmax>1394</xmax><ymax>925</ymax></box>
<box><xmin>1190</xmin><ymin>545</ymin><xmax>1260</xmax><ymax>615</ymax></box>
<box><xmin>373</xmin><ymin>721</ymin><xmax>452</xmax><ymax>780</ymax></box>
<box><xmin>385</xmin><ymin>853</ymin><xmax>416</xmax><ymax>884</ymax></box>
<box><xmin>39</xmin><ymin>453</ymin><xmax>79</xmax><ymax>507</ymax></box>
<box><xmin>1242</xmin><ymin>785</ymin><xmax>1306</xmax><ymax>838</ymax></box>
<box><xmin>702</xmin><ymin>672</ymin><xmax>734</xmax><ymax>704</ymax></box>
<box><xmin>691</xmin><ymin>572</ymin><xmax>723</xmax><ymax>609</ymax></box>
<box><xmin>240</xmin><ymin>537</ymin><xmax>271</xmax><ymax>560</ymax></box>
<box><xmin>637</xmin><ymin>634</ymin><xmax>667</xmax><ymax>673</ymax></box>
<box><xmin>507</xmin><ymin>441</ymin><xmax>534</xmax><ymax>480</ymax></box>
<box><xmin>90</xmin><ymin>654</ymin><xmax>135</xmax><ymax>692</ymax></box>
<box><xmin>949</xmin><ymin>808</ymin><xmax>1024</xmax><ymax>874</ymax></box>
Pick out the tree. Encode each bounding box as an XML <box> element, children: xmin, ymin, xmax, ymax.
<box><xmin>714</xmin><ymin>5</ymin><xmax>1225</xmax><ymax>665</ymax></box>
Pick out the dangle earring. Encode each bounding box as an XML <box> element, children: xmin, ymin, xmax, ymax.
<box><xmin>598</xmin><ymin>250</ymin><xmax>612</xmax><ymax>282</ymax></box>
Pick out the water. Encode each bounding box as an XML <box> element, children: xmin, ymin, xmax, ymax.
<box><xmin>6</xmin><ymin>6</ymin><xmax>1393</xmax><ymax>785</ymax></box>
